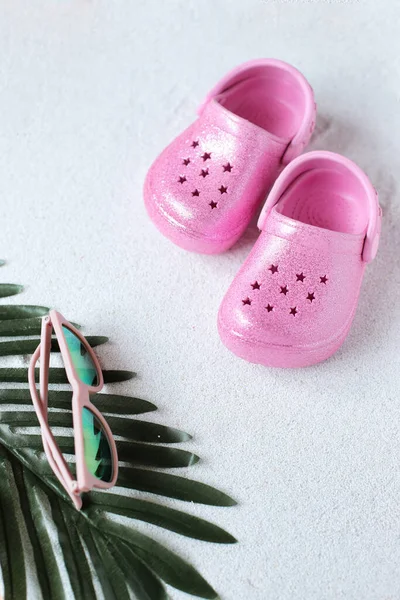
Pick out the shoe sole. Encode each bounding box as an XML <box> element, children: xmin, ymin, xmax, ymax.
<box><xmin>217</xmin><ymin>313</ymin><xmax>353</xmax><ymax>368</ymax></box>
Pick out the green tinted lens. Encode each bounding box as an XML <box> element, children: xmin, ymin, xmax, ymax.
<box><xmin>62</xmin><ymin>326</ymin><xmax>99</xmax><ymax>386</ymax></box>
<box><xmin>82</xmin><ymin>407</ymin><xmax>113</xmax><ymax>482</ymax></box>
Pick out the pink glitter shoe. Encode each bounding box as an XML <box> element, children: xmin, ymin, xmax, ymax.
<box><xmin>218</xmin><ymin>151</ymin><xmax>382</xmax><ymax>367</ymax></box>
<box><xmin>144</xmin><ymin>59</ymin><xmax>316</xmax><ymax>254</ymax></box>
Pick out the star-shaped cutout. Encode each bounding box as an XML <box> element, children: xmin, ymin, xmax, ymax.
<box><xmin>192</xmin><ymin>189</ymin><xmax>200</xmax><ymax>197</ymax></box>
<box><xmin>183</xmin><ymin>158</ymin><xmax>191</xmax><ymax>166</ymax></box>
<box><xmin>290</xmin><ymin>307</ymin><xmax>298</xmax><ymax>316</ymax></box>
<box><xmin>320</xmin><ymin>275</ymin><xmax>328</xmax><ymax>284</ymax></box>
<box><xmin>191</xmin><ymin>140</ymin><xmax>199</xmax><ymax>148</ymax></box>
<box><xmin>200</xmin><ymin>169</ymin><xmax>209</xmax><ymax>178</ymax></box>
<box><xmin>280</xmin><ymin>285</ymin><xmax>289</xmax><ymax>295</ymax></box>
<box><xmin>242</xmin><ymin>297</ymin><xmax>252</xmax><ymax>306</ymax></box>
<box><xmin>269</xmin><ymin>264</ymin><xmax>278</xmax><ymax>274</ymax></box>
<box><xmin>209</xmin><ymin>201</ymin><xmax>218</xmax><ymax>209</ymax></box>
<box><xmin>296</xmin><ymin>273</ymin><xmax>305</xmax><ymax>282</ymax></box>
<box><xmin>251</xmin><ymin>281</ymin><xmax>261</xmax><ymax>290</ymax></box>
<box><xmin>223</xmin><ymin>162</ymin><xmax>233</xmax><ymax>172</ymax></box>
<box><xmin>306</xmin><ymin>292</ymin><xmax>315</xmax><ymax>302</ymax></box>
<box><xmin>218</xmin><ymin>185</ymin><xmax>228</xmax><ymax>194</ymax></box>
<box><xmin>265</xmin><ymin>304</ymin><xmax>274</xmax><ymax>313</ymax></box>
<box><xmin>178</xmin><ymin>176</ymin><xmax>187</xmax><ymax>184</ymax></box>
<box><xmin>201</xmin><ymin>152</ymin><xmax>211</xmax><ymax>162</ymax></box>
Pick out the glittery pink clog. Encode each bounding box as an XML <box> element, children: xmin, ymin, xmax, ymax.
<box><xmin>144</xmin><ymin>59</ymin><xmax>316</xmax><ymax>254</ymax></box>
<box><xmin>218</xmin><ymin>151</ymin><xmax>382</xmax><ymax>367</ymax></box>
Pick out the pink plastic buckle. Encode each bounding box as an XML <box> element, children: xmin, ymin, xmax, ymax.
<box><xmin>362</xmin><ymin>204</ymin><xmax>382</xmax><ymax>263</ymax></box>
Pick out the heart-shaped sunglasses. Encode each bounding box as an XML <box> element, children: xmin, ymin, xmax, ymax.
<box><xmin>28</xmin><ymin>310</ymin><xmax>118</xmax><ymax>509</ymax></box>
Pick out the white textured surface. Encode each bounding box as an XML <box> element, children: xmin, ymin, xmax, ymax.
<box><xmin>0</xmin><ymin>1</ymin><xmax>399</xmax><ymax>599</ymax></box>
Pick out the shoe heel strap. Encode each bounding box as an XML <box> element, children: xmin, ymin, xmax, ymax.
<box><xmin>197</xmin><ymin>58</ymin><xmax>316</xmax><ymax>165</ymax></box>
<box><xmin>257</xmin><ymin>151</ymin><xmax>382</xmax><ymax>263</ymax></box>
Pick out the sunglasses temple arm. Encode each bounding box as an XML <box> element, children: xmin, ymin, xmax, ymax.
<box><xmin>39</xmin><ymin>317</ymin><xmax>52</xmax><ymax>414</ymax></box>
<box><xmin>41</xmin><ymin>438</ymin><xmax>82</xmax><ymax>510</ymax></box>
<box><xmin>28</xmin><ymin>345</ymin><xmax>82</xmax><ymax>510</ymax></box>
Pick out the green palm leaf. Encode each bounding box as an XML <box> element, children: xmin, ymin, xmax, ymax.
<box><xmin>0</xmin><ymin>335</ymin><xmax>108</xmax><ymax>357</ymax></box>
<box><xmin>88</xmin><ymin>532</ymin><xmax>132</xmax><ymax>599</ymax></box>
<box><xmin>106</xmin><ymin>539</ymin><xmax>168</xmax><ymax>600</ymax></box>
<box><xmin>87</xmin><ymin>493</ymin><xmax>236</xmax><ymax>542</ymax></box>
<box><xmin>0</xmin><ymin>305</ymin><xmax>49</xmax><ymax>320</ymax></box>
<box><xmin>0</xmin><ymin>284</ymin><xmax>24</xmax><ymax>298</ymax></box>
<box><xmin>3</xmin><ymin>411</ymin><xmax>191</xmax><ymax>443</ymax></box>
<box><xmin>0</xmin><ymin>452</ymin><xmax>27</xmax><ymax>600</ymax></box>
<box><xmin>0</xmin><ymin>367</ymin><xmax>136</xmax><ymax>383</ymax></box>
<box><xmin>0</xmin><ymin>271</ymin><xmax>236</xmax><ymax>599</ymax></box>
<box><xmin>14</xmin><ymin>434</ymin><xmax>199</xmax><ymax>468</ymax></box>
<box><xmin>0</xmin><ymin>318</ymin><xmax>80</xmax><ymax>336</ymax></box>
<box><xmin>0</xmin><ymin>317</ymin><xmax>47</xmax><ymax>337</ymax></box>
<box><xmin>0</xmin><ymin>389</ymin><xmax>156</xmax><ymax>415</ymax></box>
<box><xmin>116</xmin><ymin>467</ymin><xmax>237</xmax><ymax>505</ymax></box>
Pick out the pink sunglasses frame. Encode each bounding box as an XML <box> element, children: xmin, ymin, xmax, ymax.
<box><xmin>28</xmin><ymin>309</ymin><xmax>118</xmax><ymax>510</ymax></box>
